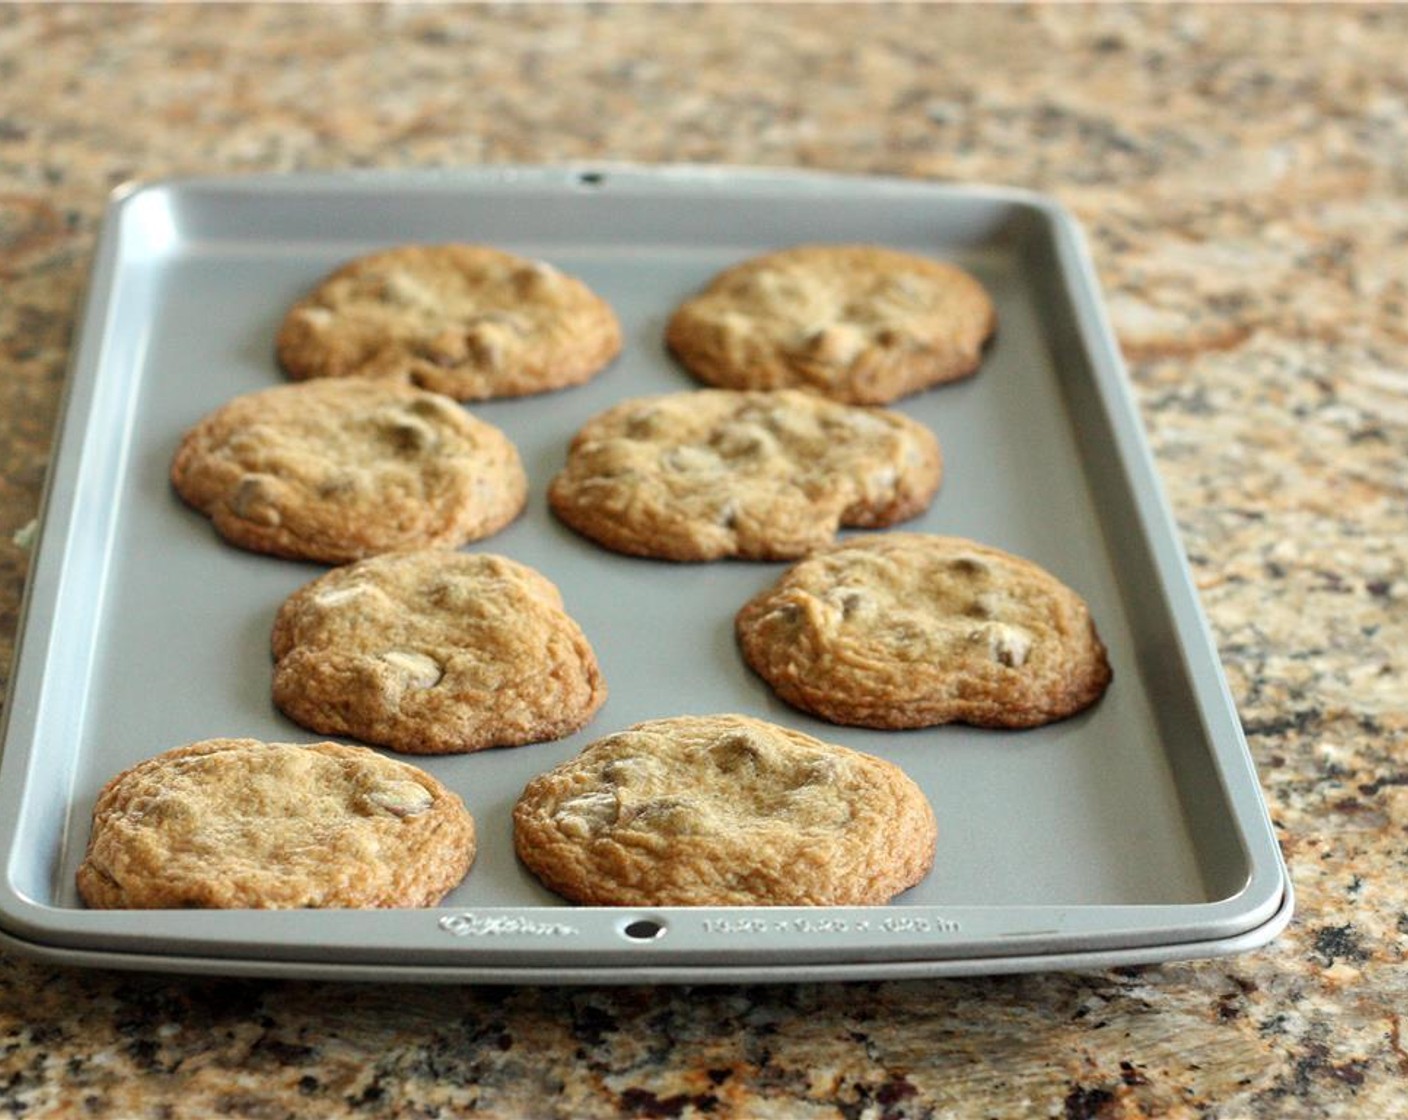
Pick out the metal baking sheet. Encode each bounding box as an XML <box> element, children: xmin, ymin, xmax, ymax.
<box><xmin>0</xmin><ymin>166</ymin><xmax>1290</xmax><ymax>982</ymax></box>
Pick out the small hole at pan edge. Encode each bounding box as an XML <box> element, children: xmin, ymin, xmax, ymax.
<box><xmin>620</xmin><ymin>917</ymin><xmax>667</xmax><ymax>942</ymax></box>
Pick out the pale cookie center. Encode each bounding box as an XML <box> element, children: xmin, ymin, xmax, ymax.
<box><xmin>799</xmin><ymin>323</ymin><xmax>867</xmax><ymax>367</ymax></box>
<box><xmin>866</xmin><ymin>465</ymin><xmax>899</xmax><ymax>492</ymax></box>
<box><xmin>728</xmin><ymin>267</ymin><xmax>814</xmax><ymax>310</ymax></box>
<box><xmin>663</xmin><ymin>445</ymin><xmax>723</xmax><ymax>475</ymax></box>
<box><xmin>363</xmin><ymin>779</ymin><xmax>434</xmax><ymax>818</ymax></box>
<box><xmin>380</xmin><ymin>650</ymin><xmax>444</xmax><ymax>689</ymax></box>
<box><xmin>554</xmin><ymin>790</ymin><xmax>620</xmax><ymax>839</ymax></box>
<box><xmin>313</xmin><ymin>584</ymin><xmax>366</xmax><ymax>608</ymax></box>
<box><xmin>878</xmin><ymin>273</ymin><xmax>929</xmax><ymax>307</ymax></box>
<box><xmin>830</xmin><ymin>410</ymin><xmax>892</xmax><ymax>439</ymax></box>
<box><xmin>709</xmin><ymin>421</ymin><xmax>777</xmax><ymax>461</ymax></box>
<box><xmin>546</xmin><ymin>725</ymin><xmax>862</xmax><ymax>852</ymax></box>
<box><xmin>808</xmin><ymin>553</ymin><xmax>1038</xmax><ymax>668</ymax></box>
<box><xmin>382</xmin><ymin>270</ymin><xmax>441</xmax><ymax>310</ymax></box>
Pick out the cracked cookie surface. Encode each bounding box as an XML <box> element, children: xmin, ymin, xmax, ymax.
<box><xmin>272</xmin><ymin>551</ymin><xmax>606</xmax><ymax>754</ymax></box>
<box><xmin>76</xmin><ymin>738</ymin><xmax>475</xmax><ymax>909</ymax></box>
<box><xmin>171</xmin><ymin>380</ymin><xmax>526</xmax><ymax>564</ymax></box>
<box><xmin>665</xmin><ymin>244</ymin><xmax>996</xmax><ymax>405</ymax></box>
<box><xmin>276</xmin><ymin>244</ymin><xmax>621</xmax><ymax>400</ymax></box>
<box><xmin>548</xmin><ymin>389</ymin><xmax>942</xmax><ymax>561</ymax></box>
<box><xmin>736</xmin><ymin>534</ymin><xmax>1112</xmax><ymax>729</ymax></box>
<box><xmin>512</xmin><ymin>714</ymin><xmax>936</xmax><ymax>906</ymax></box>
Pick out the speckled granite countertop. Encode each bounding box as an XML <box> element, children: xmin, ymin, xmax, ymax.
<box><xmin>1</xmin><ymin>4</ymin><xmax>1405</xmax><ymax>1117</ymax></box>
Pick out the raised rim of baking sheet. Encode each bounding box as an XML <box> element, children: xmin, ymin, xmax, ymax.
<box><xmin>0</xmin><ymin>165</ymin><xmax>1290</xmax><ymax>981</ymax></box>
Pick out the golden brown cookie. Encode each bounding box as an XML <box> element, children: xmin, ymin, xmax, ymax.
<box><xmin>736</xmin><ymin>534</ymin><xmax>1112</xmax><ymax>729</ymax></box>
<box><xmin>76</xmin><ymin>738</ymin><xmax>475</xmax><ymax>909</ymax></box>
<box><xmin>547</xmin><ymin>389</ymin><xmax>942</xmax><ymax>561</ymax></box>
<box><xmin>276</xmin><ymin>244</ymin><xmax>622</xmax><ymax>401</ymax></box>
<box><xmin>170</xmin><ymin>380</ymin><xmax>526</xmax><ymax>565</ymax></box>
<box><xmin>665</xmin><ymin>244</ymin><xmax>996</xmax><ymax>405</ymax></box>
<box><xmin>512</xmin><ymin>714</ymin><xmax>936</xmax><ymax>906</ymax></box>
<box><xmin>272</xmin><ymin>551</ymin><xmax>607</xmax><ymax>755</ymax></box>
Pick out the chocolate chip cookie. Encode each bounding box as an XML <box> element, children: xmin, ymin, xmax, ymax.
<box><xmin>736</xmin><ymin>534</ymin><xmax>1112</xmax><ymax>729</ymax></box>
<box><xmin>171</xmin><ymin>380</ymin><xmax>526</xmax><ymax>564</ymax></box>
<box><xmin>76</xmin><ymin>738</ymin><xmax>475</xmax><ymax>909</ymax></box>
<box><xmin>272</xmin><ymin>551</ymin><xmax>606</xmax><ymax>754</ymax></box>
<box><xmin>548</xmin><ymin>389</ymin><xmax>942</xmax><ymax>561</ymax></box>
<box><xmin>512</xmin><ymin>714</ymin><xmax>937</xmax><ymax>906</ymax></box>
<box><xmin>665</xmin><ymin>243</ymin><xmax>996</xmax><ymax>405</ymax></box>
<box><xmin>276</xmin><ymin>244</ymin><xmax>621</xmax><ymax>401</ymax></box>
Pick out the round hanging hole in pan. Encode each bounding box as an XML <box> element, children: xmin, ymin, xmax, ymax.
<box><xmin>620</xmin><ymin>917</ymin><xmax>667</xmax><ymax>942</ymax></box>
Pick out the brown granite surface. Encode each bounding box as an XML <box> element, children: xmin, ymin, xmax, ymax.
<box><xmin>1</xmin><ymin>3</ymin><xmax>1406</xmax><ymax>1117</ymax></box>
